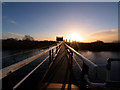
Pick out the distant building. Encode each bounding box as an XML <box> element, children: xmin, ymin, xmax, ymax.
<box><xmin>56</xmin><ymin>36</ymin><xmax>63</xmax><ymax>42</ymax></box>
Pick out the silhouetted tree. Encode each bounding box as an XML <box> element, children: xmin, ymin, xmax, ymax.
<box><xmin>23</xmin><ymin>35</ymin><xmax>34</xmax><ymax>41</ymax></box>
<box><xmin>92</xmin><ymin>40</ymin><xmax>104</xmax><ymax>44</ymax></box>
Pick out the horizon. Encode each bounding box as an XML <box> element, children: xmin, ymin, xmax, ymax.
<box><xmin>2</xmin><ymin>36</ymin><xmax>119</xmax><ymax>43</ymax></box>
<box><xmin>2</xmin><ymin>2</ymin><xmax>118</xmax><ymax>42</ymax></box>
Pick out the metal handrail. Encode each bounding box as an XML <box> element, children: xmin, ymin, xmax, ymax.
<box><xmin>65</xmin><ymin>43</ymin><xmax>98</xmax><ymax>70</ymax></box>
<box><xmin>13</xmin><ymin>56</ymin><xmax>49</xmax><ymax>90</ymax></box>
<box><xmin>65</xmin><ymin>43</ymin><xmax>120</xmax><ymax>88</ymax></box>
<box><xmin>1</xmin><ymin>42</ymin><xmax>63</xmax><ymax>79</ymax></box>
<box><xmin>84</xmin><ymin>75</ymin><xmax>106</xmax><ymax>86</ymax></box>
<box><xmin>73</xmin><ymin>56</ymin><xmax>82</xmax><ymax>71</ymax></box>
<box><xmin>2</xmin><ymin>49</ymin><xmax>42</xmax><ymax>59</ymax></box>
<box><xmin>13</xmin><ymin>43</ymin><xmax>62</xmax><ymax>90</ymax></box>
<box><xmin>106</xmin><ymin>58</ymin><xmax>120</xmax><ymax>82</ymax></box>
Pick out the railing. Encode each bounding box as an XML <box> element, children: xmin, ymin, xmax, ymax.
<box><xmin>1</xmin><ymin>42</ymin><xmax>63</xmax><ymax>90</ymax></box>
<box><xmin>65</xmin><ymin>43</ymin><xmax>120</xmax><ymax>89</ymax></box>
<box><xmin>1</xmin><ymin>42</ymin><xmax>120</xmax><ymax>89</ymax></box>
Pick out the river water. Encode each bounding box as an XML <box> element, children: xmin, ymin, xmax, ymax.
<box><xmin>73</xmin><ymin>50</ymin><xmax>120</xmax><ymax>83</ymax></box>
<box><xmin>2</xmin><ymin>49</ymin><xmax>120</xmax><ymax>83</ymax></box>
<box><xmin>2</xmin><ymin>49</ymin><xmax>46</xmax><ymax>68</ymax></box>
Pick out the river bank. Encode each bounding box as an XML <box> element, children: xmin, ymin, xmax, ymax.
<box><xmin>2</xmin><ymin>39</ymin><xmax>57</xmax><ymax>50</ymax></box>
<box><xmin>67</xmin><ymin>41</ymin><xmax>120</xmax><ymax>52</ymax></box>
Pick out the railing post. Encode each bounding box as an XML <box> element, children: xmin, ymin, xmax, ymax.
<box><xmin>56</xmin><ymin>46</ymin><xmax>58</xmax><ymax>54</ymax></box>
<box><xmin>8</xmin><ymin>71</ymin><xmax>13</xmax><ymax>90</ymax></box>
<box><xmin>80</xmin><ymin>62</ymin><xmax>89</xmax><ymax>89</ymax></box>
<box><xmin>52</xmin><ymin>49</ymin><xmax>54</xmax><ymax>60</ymax></box>
<box><xmin>49</xmin><ymin>50</ymin><xmax>51</xmax><ymax>64</ymax></box>
<box><xmin>70</xmin><ymin>50</ymin><xmax>73</xmax><ymax>68</ymax></box>
<box><xmin>106</xmin><ymin>58</ymin><xmax>112</xmax><ymax>82</ymax></box>
<box><xmin>59</xmin><ymin>45</ymin><xmax>60</xmax><ymax>49</ymax></box>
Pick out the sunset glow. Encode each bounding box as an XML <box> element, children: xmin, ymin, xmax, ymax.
<box><xmin>2</xmin><ymin>2</ymin><xmax>118</xmax><ymax>42</ymax></box>
<box><xmin>67</xmin><ymin>33</ymin><xmax>83</xmax><ymax>42</ymax></box>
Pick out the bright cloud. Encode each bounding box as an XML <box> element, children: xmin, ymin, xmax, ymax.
<box><xmin>91</xmin><ymin>29</ymin><xmax>117</xmax><ymax>36</ymax></box>
<box><xmin>2</xmin><ymin>32</ymin><xmax>54</xmax><ymax>41</ymax></box>
<box><xmin>2</xmin><ymin>32</ymin><xmax>24</xmax><ymax>40</ymax></box>
<box><xmin>85</xmin><ymin>29</ymin><xmax>118</xmax><ymax>42</ymax></box>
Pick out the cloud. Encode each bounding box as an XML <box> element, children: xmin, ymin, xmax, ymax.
<box><xmin>91</xmin><ymin>29</ymin><xmax>117</xmax><ymax>36</ymax></box>
<box><xmin>9</xmin><ymin>20</ymin><xmax>16</xmax><ymax>24</ymax></box>
<box><xmin>2</xmin><ymin>16</ymin><xmax>17</xmax><ymax>24</ymax></box>
<box><xmin>85</xmin><ymin>29</ymin><xmax>118</xmax><ymax>42</ymax></box>
<box><xmin>2</xmin><ymin>32</ymin><xmax>25</xmax><ymax>40</ymax></box>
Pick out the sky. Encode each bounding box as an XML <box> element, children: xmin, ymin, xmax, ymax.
<box><xmin>2</xmin><ymin>2</ymin><xmax>118</xmax><ymax>42</ymax></box>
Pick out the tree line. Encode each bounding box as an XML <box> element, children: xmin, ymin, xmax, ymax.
<box><xmin>67</xmin><ymin>40</ymin><xmax>120</xmax><ymax>52</ymax></box>
<box><xmin>2</xmin><ymin>35</ymin><xmax>57</xmax><ymax>50</ymax></box>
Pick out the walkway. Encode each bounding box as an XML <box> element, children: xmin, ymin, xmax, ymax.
<box><xmin>37</xmin><ymin>44</ymin><xmax>79</xmax><ymax>89</ymax></box>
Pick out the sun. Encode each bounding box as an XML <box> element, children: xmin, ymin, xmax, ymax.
<box><xmin>67</xmin><ymin>33</ymin><xmax>83</xmax><ymax>42</ymax></box>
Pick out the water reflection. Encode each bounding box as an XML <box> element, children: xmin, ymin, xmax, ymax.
<box><xmin>73</xmin><ymin>51</ymin><xmax>120</xmax><ymax>82</ymax></box>
<box><xmin>2</xmin><ymin>49</ymin><xmax>120</xmax><ymax>83</ymax></box>
<box><xmin>2</xmin><ymin>49</ymin><xmax>46</xmax><ymax>68</ymax></box>
<box><xmin>79</xmin><ymin>51</ymin><xmax>120</xmax><ymax>64</ymax></box>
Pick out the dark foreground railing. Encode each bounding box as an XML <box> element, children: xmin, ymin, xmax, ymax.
<box><xmin>65</xmin><ymin>43</ymin><xmax>120</xmax><ymax>89</ymax></box>
<box><xmin>1</xmin><ymin>42</ymin><xmax>120</xmax><ymax>90</ymax></box>
<box><xmin>1</xmin><ymin>42</ymin><xmax>62</xmax><ymax>90</ymax></box>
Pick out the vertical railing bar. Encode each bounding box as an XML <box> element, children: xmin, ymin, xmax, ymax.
<box><xmin>80</xmin><ymin>62</ymin><xmax>89</xmax><ymax>89</ymax></box>
<box><xmin>2</xmin><ymin>43</ymin><xmax>62</xmax><ymax>80</ymax></box>
<box><xmin>56</xmin><ymin>46</ymin><xmax>58</xmax><ymax>54</ymax></box>
<box><xmin>106</xmin><ymin>58</ymin><xmax>120</xmax><ymax>82</ymax></box>
<box><xmin>65</xmin><ymin>43</ymin><xmax>120</xmax><ymax>87</ymax></box>
<box><xmin>8</xmin><ymin>71</ymin><xmax>13</xmax><ymax>90</ymax></box>
<box><xmin>65</xmin><ymin>43</ymin><xmax>97</xmax><ymax>69</ymax></box>
<box><xmin>49</xmin><ymin>50</ymin><xmax>51</xmax><ymax>64</ymax></box>
<box><xmin>52</xmin><ymin>49</ymin><xmax>54</xmax><ymax>61</ymax></box>
<box><xmin>39</xmin><ymin>44</ymin><xmax>62</xmax><ymax>85</ymax></box>
<box><xmin>106</xmin><ymin>58</ymin><xmax>112</xmax><ymax>82</ymax></box>
<box><xmin>70</xmin><ymin>50</ymin><xmax>73</xmax><ymax>68</ymax></box>
<box><xmin>1</xmin><ymin>42</ymin><xmax>63</xmax><ymax>90</ymax></box>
